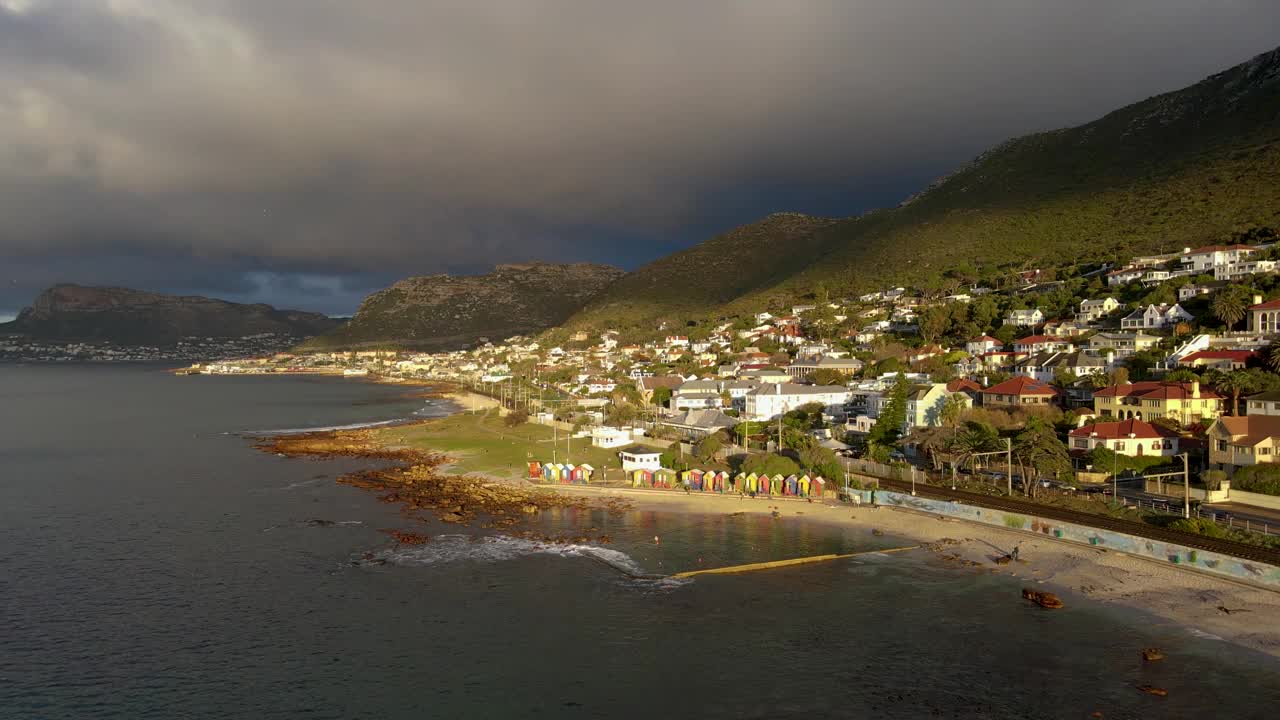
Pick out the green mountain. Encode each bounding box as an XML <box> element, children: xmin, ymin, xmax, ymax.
<box><xmin>1</xmin><ymin>284</ymin><xmax>342</xmax><ymax>346</ymax></box>
<box><xmin>564</xmin><ymin>44</ymin><xmax>1280</xmax><ymax>331</ymax></box>
<box><xmin>305</xmin><ymin>262</ymin><xmax>624</xmax><ymax>350</ymax></box>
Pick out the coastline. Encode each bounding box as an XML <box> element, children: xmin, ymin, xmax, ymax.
<box><xmin>251</xmin><ymin>390</ymin><xmax>1280</xmax><ymax>658</ymax></box>
<box><xmin>546</xmin><ymin>484</ymin><xmax>1280</xmax><ymax>657</ymax></box>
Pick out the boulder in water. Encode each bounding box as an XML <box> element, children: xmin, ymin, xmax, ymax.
<box><xmin>1137</xmin><ymin>685</ymin><xmax>1168</xmax><ymax>697</ymax></box>
<box><xmin>1142</xmin><ymin>648</ymin><xmax>1164</xmax><ymax>662</ymax></box>
<box><xmin>1021</xmin><ymin>588</ymin><xmax>1064</xmax><ymax>609</ymax></box>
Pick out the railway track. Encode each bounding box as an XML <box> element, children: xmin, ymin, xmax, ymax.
<box><xmin>875</xmin><ymin>477</ymin><xmax>1280</xmax><ymax>566</ymax></box>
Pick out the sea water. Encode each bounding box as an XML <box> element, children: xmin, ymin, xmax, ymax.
<box><xmin>2</xmin><ymin>364</ymin><xmax>1278</xmax><ymax>719</ymax></box>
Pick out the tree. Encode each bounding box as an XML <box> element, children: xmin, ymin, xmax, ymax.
<box><xmin>742</xmin><ymin>453</ymin><xmax>800</xmax><ymax>477</ymax></box>
<box><xmin>1205</xmin><ymin>369</ymin><xmax>1258</xmax><ymax>416</ymax></box>
<box><xmin>503</xmin><ymin>409</ymin><xmax>529</xmax><ymax>427</ymax></box>
<box><xmin>1012</xmin><ymin>419</ymin><xmax>1071</xmax><ymax>497</ymax></box>
<box><xmin>651</xmin><ymin>387</ymin><xmax>673</xmax><ymax>407</ymax></box>
<box><xmin>868</xmin><ymin>374</ymin><xmax>911</xmax><ymax>445</ymax></box>
<box><xmin>918</xmin><ymin>305</ymin><xmax>950</xmax><ymax>342</ymax></box>
<box><xmin>800</xmin><ymin>445</ymin><xmax>844</xmax><ymax>480</ymax></box>
<box><xmin>1163</xmin><ymin>368</ymin><xmax>1201</xmax><ymax>383</ymax></box>
<box><xmin>1212</xmin><ymin>285</ymin><xmax>1252</xmax><ymax>331</ymax></box>
<box><xmin>694</xmin><ymin>433</ymin><xmax>723</xmax><ymax>463</ymax></box>
<box><xmin>940</xmin><ymin>393</ymin><xmax>968</xmax><ymax>428</ymax></box>
<box><xmin>1267</xmin><ymin>341</ymin><xmax>1280</xmax><ymax>373</ymax></box>
<box><xmin>809</xmin><ymin>368</ymin><xmax>846</xmax><ymax>386</ymax></box>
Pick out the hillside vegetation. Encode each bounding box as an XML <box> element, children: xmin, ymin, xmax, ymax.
<box><xmin>564</xmin><ymin>45</ymin><xmax>1280</xmax><ymax>332</ymax></box>
<box><xmin>306</xmin><ymin>262</ymin><xmax>624</xmax><ymax>350</ymax></box>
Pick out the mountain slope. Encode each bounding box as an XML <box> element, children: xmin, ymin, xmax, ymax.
<box><xmin>562</xmin><ymin>212</ymin><xmax>839</xmax><ymax>330</ymax></box>
<box><xmin>1</xmin><ymin>284</ymin><xmax>342</xmax><ymax>345</ymax></box>
<box><xmin>565</xmin><ymin>44</ymin><xmax>1280</xmax><ymax>331</ymax></box>
<box><xmin>306</xmin><ymin>262</ymin><xmax>624</xmax><ymax>350</ymax></box>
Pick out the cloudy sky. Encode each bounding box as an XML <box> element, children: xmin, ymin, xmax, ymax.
<box><xmin>2</xmin><ymin>0</ymin><xmax>1278</xmax><ymax>318</ymax></box>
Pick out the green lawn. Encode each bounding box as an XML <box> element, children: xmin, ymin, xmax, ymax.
<box><xmin>374</xmin><ymin>411</ymin><xmax>642</xmax><ymax>480</ymax></box>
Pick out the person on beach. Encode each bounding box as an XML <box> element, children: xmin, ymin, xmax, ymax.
<box><xmin>1011</xmin><ymin>543</ymin><xmax>1021</xmax><ymax>562</ymax></box>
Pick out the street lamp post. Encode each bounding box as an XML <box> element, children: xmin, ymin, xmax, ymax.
<box><xmin>1181</xmin><ymin>452</ymin><xmax>1190</xmax><ymax>519</ymax></box>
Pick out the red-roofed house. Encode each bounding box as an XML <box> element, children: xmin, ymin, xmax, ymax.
<box><xmin>1178</xmin><ymin>350</ymin><xmax>1257</xmax><ymax>371</ymax></box>
<box><xmin>1013</xmin><ymin>335</ymin><xmax>1074</xmax><ymax>354</ymax></box>
<box><xmin>1068</xmin><ymin>419</ymin><xmax>1181</xmax><ymax>457</ymax></box>
<box><xmin>980</xmin><ymin>377</ymin><xmax>1061</xmax><ymax>408</ymax></box>
<box><xmin>1093</xmin><ymin>381</ymin><xmax>1223</xmax><ymax>424</ymax></box>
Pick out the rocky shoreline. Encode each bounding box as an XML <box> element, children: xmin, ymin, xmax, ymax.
<box><xmin>256</xmin><ymin>423</ymin><xmax>630</xmax><ymax>545</ymax></box>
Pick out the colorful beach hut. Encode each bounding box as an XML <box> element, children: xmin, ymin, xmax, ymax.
<box><xmin>655</xmin><ymin>468</ymin><xmax>677</xmax><ymax>489</ymax></box>
<box><xmin>770</xmin><ymin>474</ymin><xmax>784</xmax><ymax>495</ymax></box>
<box><xmin>542</xmin><ymin>463</ymin><xmax>559</xmax><ymax>483</ymax></box>
<box><xmin>733</xmin><ymin>473</ymin><xmax>746</xmax><ymax>492</ymax></box>
<box><xmin>689</xmin><ymin>469</ymin><xmax>705</xmax><ymax>491</ymax></box>
<box><xmin>785</xmin><ymin>474</ymin><xmax>799</xmax><ymax>496</ymax></box>
<box><xmin>745</xmin><ymin>473</ymin><xmax>759</xmax><ymax>494</ymax></box>
<box><xmin>527</xmin><ymin>462</ymin><xmax>543</xmax><ymax>480</ymax></box>
<box><xmin>813</xmin><ymin>477</ymin><xmax>826</xmax><ymax>498</ymax></box>
<box><xmin>799</xmin><ymin>475</ymin><xmax>812</xmax><ymax>497</ymax></box>
<box><xmin>571</xmin><ymin>464</ymin><xmax>594</xmax><ymax>484</ymax></box>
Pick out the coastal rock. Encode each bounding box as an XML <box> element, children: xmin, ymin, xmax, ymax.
<box><xmin>441</xmin><ymin>512</ymin><xmax>464</xmax><ymax>523</ymax></box>
<box><xmin>1137</xmin><ymin>685</ymin><xmax>1168</xmax><ymax>697</ymax></box>
<box><xmin>1021</xmin><ymin>588</ymin><xmax>1064</xmax><ymax>609</ymax></box>
<box><xmin>1141</xmin><ymin>648</ymin><xmax>1164</xmax><ymax>662</ymax></box>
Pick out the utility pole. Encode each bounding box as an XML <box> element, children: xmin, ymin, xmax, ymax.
<box><xmin>1182</xmin><ymin>452</ymin><xmax>1191</xmax><ymax>519</ymax></box>
<box><xmin>1006</xmin><ymin>437</ymin><xmax>1013</xmax><ymax>496</ymax></box>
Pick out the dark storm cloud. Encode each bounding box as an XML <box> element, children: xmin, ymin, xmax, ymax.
<box><xmin>2</xmin><ymin>0</ymin><xmax>1279</xmax><ymax>313</ymax></box>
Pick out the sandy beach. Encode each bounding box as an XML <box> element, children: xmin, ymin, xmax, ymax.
<box><xmin>547</xmin><ymin>483</ymin><xmax>1280</xmax><ymax>657</ymax></box>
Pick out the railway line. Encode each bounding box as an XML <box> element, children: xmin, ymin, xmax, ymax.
<box><xmin>874</xmin><ymin>477</ymin><xmax>1280</xmax><ymax>566</ymax></box>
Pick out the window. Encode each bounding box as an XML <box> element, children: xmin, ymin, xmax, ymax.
<box><xmin>1115</xmin><ymin>442</ymin><xmax>1126</xmax><ymax>452</ymax></box>
<box><xmin>1218</xmin><ymin>440</ymin><xmax>1228</xmax><ymax>452</ymax></box>
<box><xmin>1074</xmin><ymin>439</ymin><xmax>1088</xmax><ymax>449</ymax></box>
<box><xmin>1261</xmin><ymin>448</ymin><xmax>1272</xmax><ymax>456</ymax></box>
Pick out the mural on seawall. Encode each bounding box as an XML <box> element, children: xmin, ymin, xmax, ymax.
<box><xmin>860</xmin><ymin>490</ymin><xmax>1280</xmax><ymax>588</ymax></box>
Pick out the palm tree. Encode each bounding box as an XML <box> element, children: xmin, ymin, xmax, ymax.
<box><xmin>1206</xmin><ymin>369</ymin><xmax>1257</xmax><ymax>416</ymax></box>
<box><xmin>946</xmin><ymin>421</ymin><xmax>1003</xmax><ymax>476</ymax></box>
<box><xmin>940</xmin><ymin>393</ymin><xmax>968</xmax><ymax>428</ymax></box>
<box><xmin>1267</xmin><ymin>341</ymin><xmax>1280</xmax><ymax>373</ymax></box>
<box><xmin>1212</xmin><ymin>286</ymin><xmax>1251</xmax><ymax>331</ymax></box>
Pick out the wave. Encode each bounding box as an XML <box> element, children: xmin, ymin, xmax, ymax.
<box><xmin>372</xmin><ymin>534</ymin><xmax>666</xmax><ymax>581</ymax></box>
<box><xmin>235</xmin><ymin>418</ymin><xmax>407</xmax><ymax>436</ymax></box>
<box><xmin>1187</xmin><ymin>628</ymin><xmax>1225</xmax><ymax>642</ymax></box>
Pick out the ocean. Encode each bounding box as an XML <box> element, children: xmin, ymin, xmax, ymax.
<box><xmin>2</xmin><ymin>364</ymin><xmax>1278</xmax><ymax>719</ymax></box>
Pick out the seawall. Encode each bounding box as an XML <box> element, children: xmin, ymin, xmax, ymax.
<box><xmin>855</xmin><ymin>490</ymin><xmax>1280</xmax><ymax>589</ymax></box>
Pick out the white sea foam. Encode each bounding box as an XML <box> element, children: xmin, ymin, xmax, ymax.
<box><xmin>376</xmin><ymin>534</ymin><xmax>649</xmax><ymax>576</ymax></box>
<box><xmin>1187</xmin><ymin>628</ymin><xmax>1225</xmax><ymax>642</ymax></box>
<box><xmin>235</xmin><ymin>418</ymin><xmax>407</xmax><ymax>435</ymax></box>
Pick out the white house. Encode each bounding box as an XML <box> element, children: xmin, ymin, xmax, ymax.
<box><xmin>1119</xmin><ymin>303</ymin><xmax>1193</xmax><ymax>330</ymax></box>
<box><xmin>1215</xmin><ymin>259</ymin><xmax>1277</xmax><ymax>282</ymax></box>
<box><xmin>1181</xmin><ymin>244</ymin><xmax>1258</xmax><ymax>273</ymax></box>
<box><xmin>1106</xmin><ymin>267</ymin><xmax>1144</xmax><ymax>286</ymax></box>
<box><xmin>1004</xmin><ymin>308</ymin><xmax>1045</xmax><ymax>327</ymax></box>
<box><xmin>743</xmin><ymin>383</ymin><xmax>853</xmax><ymax>421</ymax></box>
<box><xmin>966</xmin><ymin>335</ymin><xmax>1003</xmax><ymax>355</ymax></box>
<box><xmin>617</xmin><ymin>445</ymin><xmax>663</xmax><ymax>471</ymax></box>
<box><xmin>672</xmin><ymin>379</ymin><xmax>724</xmax><ymax>410</ymax></box>
<box><xmin>591</xmin><ymin>426</ymin><xmax>645</xmax><ymax>448</ymax></box>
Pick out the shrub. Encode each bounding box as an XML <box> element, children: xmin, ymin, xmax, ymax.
<box><xmin>1231</xmin><ymin>465</ymin><xmax>1280</xmax><ymax>496</ymax></box>
<box><xmin>503</xmin><ymin>409</ymin><xmax>529</xmax><ymax>427</ymax></box>
<box><xmin>1168</xmin><ymin>517</ymin><xmax>1226</xmax><ymax>538</ymax></box>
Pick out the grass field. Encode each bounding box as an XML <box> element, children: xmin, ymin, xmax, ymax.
<box><xmin>373</xmin><ymin>411</ymin><xmax>663</xmax><ymax>480</ymax></box>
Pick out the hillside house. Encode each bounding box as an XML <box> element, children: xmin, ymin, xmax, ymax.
<box><xmin>1215</xmin><ymin>259</ymin><xmax>1277</xmax><ymax>282</ymax></box>
<box><xmin>1069</xmin><ymin>419</ymin><xmax>1181</xmax><ymax>458</ymax></box>
<box><xmin>1120</xmin><ymin>303</ymin><xmax>1193</xmax><ymax>330</ymax></box>
<box><xmin>1106</xmin><ymin>267</ymin><xmax>1144</xmax><ymax>286</ymax></box>
<box><xmin>672</xmin><ymin>380</ymin><xmax>723</xmax><ymax>410</ymax></box>
<box><xmin>1246</xmin><ymin>391</ymin><xmax>1280</xmax><ymax>417</ymax></box>
<box><xmin>966</xmin><ymin>336</ymin><xmax>1002</xmax><ymax>355</ymax></box>
<box><xmin>743</xmin><ymin>383</ymin><xmax>853</xmax><ymax>421</ymax></box>
<box><xmin>980</xmin><ymin>377</ymin><xmax>1060</xmax><ymax>408</ymax></box>
<box><xmin>1086</xmin><ymin>331</ymin><xmax>1159</xmax><ymax>358</ymax></box>
<box><xmin>1093</xmin><ymin>381</ymin><xmax>1222</xmax><ymax>425</ymax></box>
<box><xmin>1181</xmin><ymin>244</ymin><xmax>1259</xmax><ymax>273</ymax></box>
<box><xmin>1179</xmin><ymin>281</ymin><xmax>1226</xmax><ymax>301</ymax></box>
<box><xmin>659</xmin><ymin>409</ymin><xmax>738</xmax><ymax>439</ymax></box>
<box><xmin>1078</xmin><ymin>297</ymin><xmax>1120</xmax><ymax>322</ymax></box>
<box><xmin>1177</xmin><ymin>350</ymin><xmax>1256</xmax><ymax>371</ymax></box>
<box><xmin>1207</xmin><ymin>415</ymin><xmax>1280</xmax><ymax>475</ymax></box>
<box><xmin>1004</xmin><ymin>308</ymin><xmax>1045</xmax><ymax>327</ymax></box>
<box><xmin>1248</xmin><ymin>297</ymin><xmax>1280</xmax><ymax>334</ymax></box>
<box><xmin>1013</xmin><ymin>335</ymin><xmax>1074</xmax><ymax>354</ymax></box>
